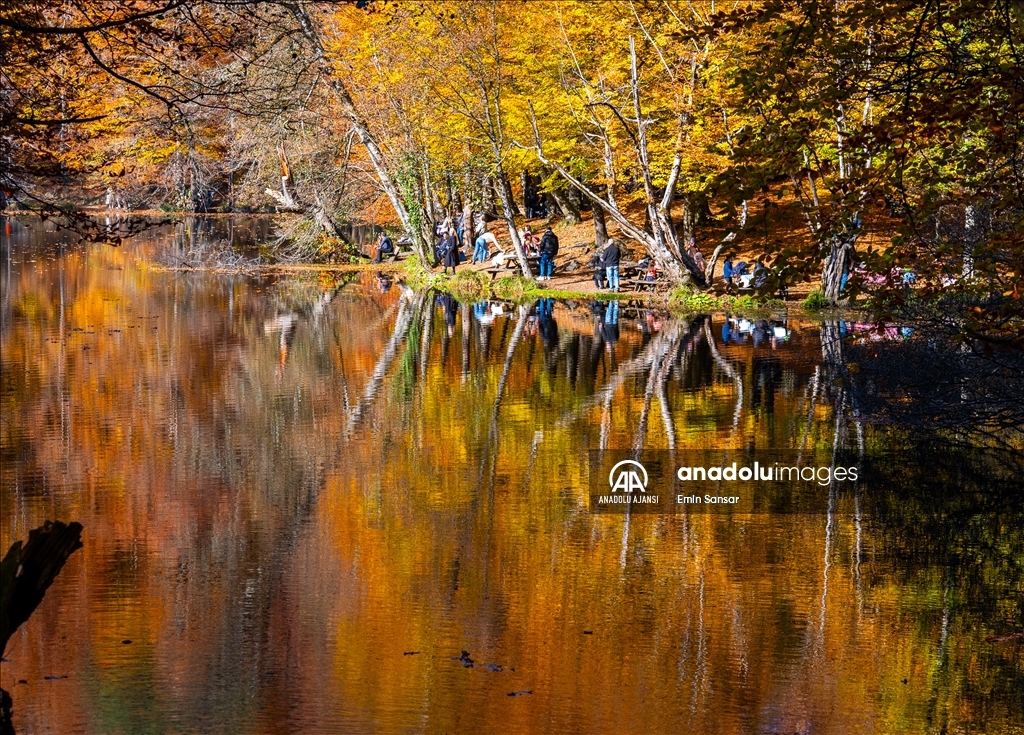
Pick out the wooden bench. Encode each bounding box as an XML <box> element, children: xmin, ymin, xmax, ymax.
<box><xmin>621</xmin><ymin>277</ymin><xmax>665</xmax><ymax>293</ymax></box>
<box><xmin>484</xmin><ymin>265</ymin><xmax>520</xmax><ymax>280</ymax></box>
<box><xmin>484</xmin><ymin>254</ymin><xmax>541</xmax><ymax>279</ymax></box>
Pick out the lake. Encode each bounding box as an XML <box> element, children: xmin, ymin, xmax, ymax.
<box><xmin>1</xmin><ymin>216</ymin><xmax>1022</xmax><ymax>734</ymax></box>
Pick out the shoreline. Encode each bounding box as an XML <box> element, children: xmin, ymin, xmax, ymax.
<box><xmin>148</xmin><ymin>258</ymin><xmax>863</xmax><ymax>317</ymax></box>
<box><xmin>5</xmin><ymin>208</ymin><xmax>861</xmax><ymax>316</ymax></box>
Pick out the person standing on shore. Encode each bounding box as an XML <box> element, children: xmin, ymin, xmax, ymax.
<box><xmin>538</xmin><ymin>226</ymin><xmax>559</xmax><ymax>281</ymax></box>
<box><xmin>602</xmin><ymin>239</ymin><xmax>621</xmax><ymax>292</ymax></box>
<box><xmin>442</xmin><ymin>230</ymin><xmax>460</xmax><ymax>274</ymax></box>
<box><xmin>723</xmin><ymin>256</ymin><xmax>735</xmax><ymax>290</ymax></box>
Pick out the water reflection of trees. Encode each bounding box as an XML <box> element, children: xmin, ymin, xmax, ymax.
<box><xmin>4</xmin><ymin>256</ymin><xmax>1023</xmax><ymax>733</ymax></box>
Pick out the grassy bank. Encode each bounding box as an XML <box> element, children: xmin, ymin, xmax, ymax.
<box><xmin>400</xmin><ymin>260</ymin><xmax>648</xmax><ymax>304</ymax></box>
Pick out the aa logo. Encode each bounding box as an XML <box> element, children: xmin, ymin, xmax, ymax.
<box><xmin>608</xmin><ymin>460</ymin><xmax>648</xmax><ymax>493</ymax></box>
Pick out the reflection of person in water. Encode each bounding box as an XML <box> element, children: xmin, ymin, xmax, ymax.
<box><xmin>538</xmin><ymin>298</ymin><xmax>557</xmax><ymax>348</ymax></box>
<box><xmin>439</xmin><ymin>292</ymin><xmax>458</xmax><ymax>337</ymax></box>
<box><xmin>601</xmin><ymin>300</ymin><xmax>620</xmax><ymax>349</ymax></box>
<box><xmin>751</xmin><ymin>356</ymin><xmax>783</xmax><ymax>413</ymax></box>
<box><xmin>721</xmin><ymin>315</ymin><xmax>747</xmax><ymax>344</ymax></box>
<box><xmin>537</xmin><ymin>298</ymin><xmax>558</xmax><ymax>373</ymax></box>
<box><xmin>752</xmin><ymin>319</ymin><xmax>771</xmax><ymax>348</ymax></box>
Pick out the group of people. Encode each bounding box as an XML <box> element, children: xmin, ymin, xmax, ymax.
<box><xmin>372</xmin><ymin>224</ymin><xmax>780</xmax><ymax>298</ymax></box>
<box><xmin>470</xmin><ymin>225</ymin><xmax>560</xmax><ymax>279</ymax></box>
<box><xmin>721</xmin><ymin>316</ymin><xmax>789</xmax><ymax>349</ymax></box>
<box><xmin>722</xmin><ymin>256</ymin><xmax>769</xmax><ymax>290</ymax></box>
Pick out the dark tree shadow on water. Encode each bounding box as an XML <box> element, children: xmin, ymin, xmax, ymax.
<box><xmin>0</xmin><ymin>521</ymin><xmax>84</xmax><ymax>735</ymax></box>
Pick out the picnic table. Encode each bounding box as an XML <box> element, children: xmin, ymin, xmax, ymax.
<box><xmin>592</xmin><ymin>261</ymin><xmax>663</xmax><ymax>292</ymax></box>
<box><xmin>484</xmin><ymin>253</ymin><xmax>540</xmax><ymax>279</ymax></box>
<box><xmin>621</xmin><ymin>277</ymin><xmax>665</xmax><ymax>293</ymax></box>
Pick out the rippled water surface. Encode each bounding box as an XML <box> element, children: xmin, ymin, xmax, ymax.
<box><xmin>1</xmin><ymin>217</ymin><xmax>1022</xmax><ymax>734</ymax></box>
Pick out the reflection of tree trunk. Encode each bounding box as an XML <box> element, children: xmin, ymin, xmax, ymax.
<box><xmin>346</xmin><ymin>288</ymin><xmax>422</xmax><ymax>434</ymax></box>
<box><xmin>797</xmin><ymin>366</ymin><xmax>821</xmax><ymax>461</ymax></box>
<box><xmin>418</xmin><ymin>298</ymin><xmax>434</xmax><ymax>384</ymax></box>
<box><xmin>820</xmin><ymin>320</ymin><xmax>845</xmax><ymax>386</ymax></box>
<box><xmin>567</xmin><ymin>324</ymin><xmax>681</xmax><ymax>423</ymax></box>
<box><xmin>492</xmin><ymin>305</ymin><xmax>529</xmax><ymax>420</ymax></box>
<box><xmin>704</xmin><ymin>319</ymin><xmax>744</xmax><ymax>430</ymax></box>
<box><xmin>461</xmin><ymin>302</ymin><xmax>471</xmax><ymax>381</ymax></box>
<box><xmin>635</xmin><ymin>328</ymin><xmax>682</xmax><ymax>454</ymax></box>
<box><xmin>476</xmin><ymin>305</ymin><xmax>530</xmax><ymax>492</ymax></box>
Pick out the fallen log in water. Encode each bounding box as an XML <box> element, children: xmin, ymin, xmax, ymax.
<box><xmin>0</xmin><ymin>520</ymin><xmax>84</xmax><ymax>735</ymax></box>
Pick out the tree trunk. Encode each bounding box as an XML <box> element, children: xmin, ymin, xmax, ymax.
<box><xmin>963</xmin><ymin>204</ymin><xmax>976</xmax><ymax>279</ymax></box>
<box><xmin>462</xmin><ymin>179</ymin><xmax>473</xmax><ymax>253</ymax></box>
<box><xmin>593</xmin><ymin>193</ymin><xmax>609</xmax><ymax>248</ymax></box>
<box><xmin>520</xmin><ymin>171</ymin><xmax>530</xmax><ymax>215</ymax></box>
<box><xmin>821</xmin><ymin>235</ymin><xmax>855</xmax><ymax>303</ymax></box>
<box><xmin>494</xmin><ymin>165</ymin><xmax>533</xmax><ymax>280</ymax></box>
<box><xmin>287</xmin><ymin>3</ymin><xmax>433</xmax><ymax>268</ymax></box>
<box><xmin>679</xmin><ymin>196</ymin><xmax>695</xmax><ymax>247</ymax></box>
<box><xmin>481</xmin><ymin>175</ymin><xmax>498</xmax><ymax>219</ymax></box>
<box><xmin>497</xmin><ymin>173</ymin><xmax>520</xmax><ymax>218</ymax></box>
<box><xmin>311</xmin><ymin>191</ymin><xmax>344</xmax><ymax>241</ymax></box>
<box><xmin>548</xmin><ymin>184</ymin><xmax>581</xmax><ymax>224</ymax></box>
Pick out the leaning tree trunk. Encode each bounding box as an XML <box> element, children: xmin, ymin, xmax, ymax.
<box><xmin>497</xmin><ymin>173</ymin><xmax>520</xmax><ymax>218</ymax></box>
<box><xmin>493</xmin><ymin>164</ymin><xmax>533</xmax><ymax>280</ymax></box>
<box><xmin>287</xmin><ymin>3</ymin><xmax>433</xmax><ymax>269</ymax></box>
<box><xmin>481</xmin><ymin>175</ymin><xmax>498</xmax><ymax>220</ymax></box>
<box><xmin>593</xmin><ymin>190</ymin><xmax>609</xmax><ymax>248</ymax></box>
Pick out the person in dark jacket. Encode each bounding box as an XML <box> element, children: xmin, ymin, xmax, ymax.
<box><xmin>372</xmin><ymin>233</ymin><xmax>395</xmax><ymax>263</ymax></box>
<box><xmin>602</xmin><ymin>239</ymin><xmax>622</xmax><ymax>292</ymax></box>
<box><xmin>589</xmin><ymin>248</ymin><xmax>607</xmax><ymax>289</ymax></box>
<box><xmin>442</xmin><ymin>231</ymin><xmax>460</xmax><ymax>274</ymax></box>
<box><xmin>538</xmin><ymin>227</ymin><xmax>559</xmax><ymax>281</ymax></box>
<box><xmin>722</xmin><ymin>256</ymin><xmax>735</xmax><ymax>289</ymax></box>
<box><xmin>752</xmin><ymin>259</ymin><xmax>768</xmax><ymax>288</ymax></box>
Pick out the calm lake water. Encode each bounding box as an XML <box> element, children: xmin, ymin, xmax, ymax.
<box><xmin>1</xmin><ymin>217</ymin><xmax>1022</xmax><ymax>734</ymax></box>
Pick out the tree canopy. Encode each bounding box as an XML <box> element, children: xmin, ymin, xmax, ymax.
<box><xmin>2</xmin><ymin>0</ymin><xmax>1021</xmax><ymax>342</ymax></box>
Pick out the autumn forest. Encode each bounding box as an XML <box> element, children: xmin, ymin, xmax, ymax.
<box><xmin>3</xmin><ymin>0</ymin><xmax>1023</xmax><ymax>335</ymax></box>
